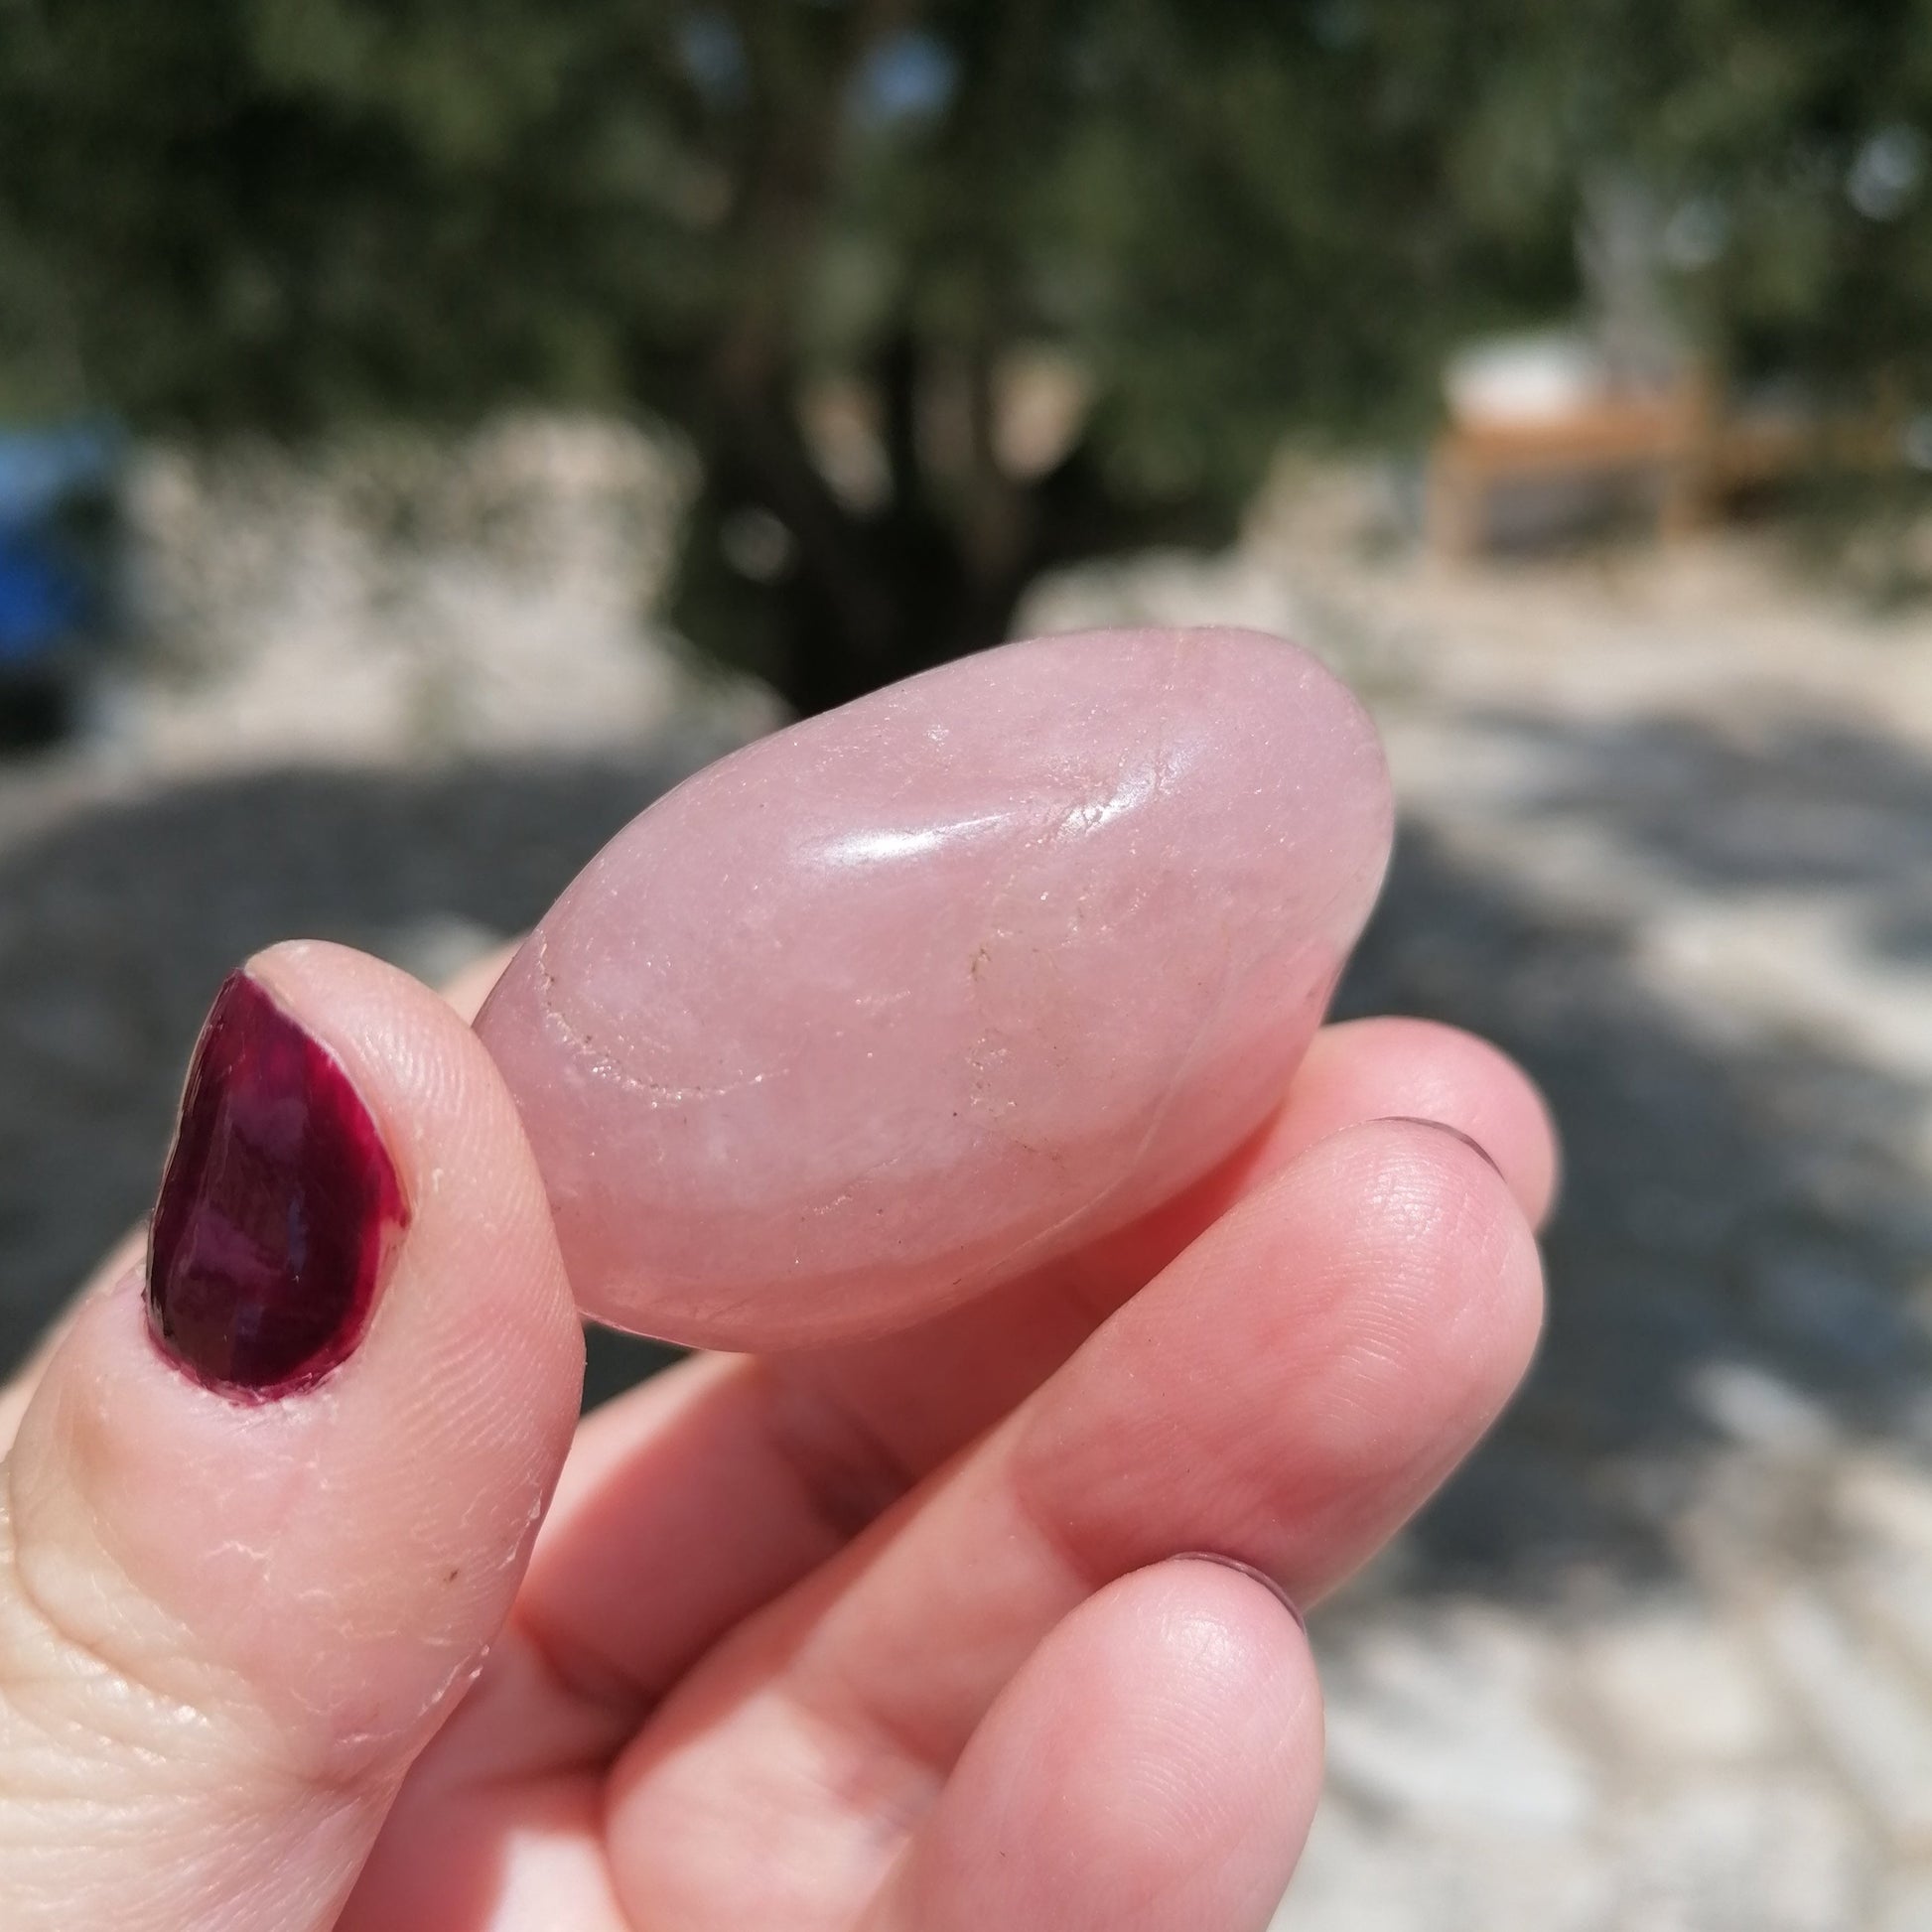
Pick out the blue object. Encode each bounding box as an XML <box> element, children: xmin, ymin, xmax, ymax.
<box><xmin>0</xmin><ymin>539</ymin><xmax>90</xmax><ymax>662</ymax></box>
<box><xmin>0</xmin><ymin>422</ymin><xmax>122</xmax><ymax>674</ymax></box>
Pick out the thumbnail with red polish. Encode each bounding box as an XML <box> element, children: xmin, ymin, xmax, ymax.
<box><xmin>147</xmin><ymin>971</ymin><xmax>408</xmax><ymax>1397</ymax></box>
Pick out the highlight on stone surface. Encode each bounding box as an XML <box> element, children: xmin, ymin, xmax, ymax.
<box><xmin>476</xmin><ymin>626</ymin><xmax>1394</xmax><ymax>1347</ymax></box>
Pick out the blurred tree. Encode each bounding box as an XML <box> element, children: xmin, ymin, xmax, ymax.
<box><xmin>0</xmin><ymin>0</ymin><xmax>1566</xmax><ymax>707</ymax></box>
<box><xmin>3</xmin><ymin>1</ymin><xmax>1926</xmax><ymax>708</ymax></box>
<box><xmin>1443</xmin><ymin>0</ymin><xmax>1932</xmax><ymax>402</ymax></box>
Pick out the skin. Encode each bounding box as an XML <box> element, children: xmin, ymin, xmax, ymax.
<box><xmin>0</xmin><ymin>927</ymin><xmax>1555</xmax><ymax>1931</ymax></box>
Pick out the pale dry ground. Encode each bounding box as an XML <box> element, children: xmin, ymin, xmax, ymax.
<box><xmin>5</xmin><ymin>429</ymin><xmax>1932</xmax><ymax>1926</ymax></box>
<box><xmin>1031</xmin><ymin>472</ymin><xmax>1932</xmax><ymax>1930</ymax></box>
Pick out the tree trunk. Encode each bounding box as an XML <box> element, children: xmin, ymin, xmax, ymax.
<box><xmin>666</xmin><ymin>373</ymin><xmax>1238</xmax><ymax>717</ymax></box>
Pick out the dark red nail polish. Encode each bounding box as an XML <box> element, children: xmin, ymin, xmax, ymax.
<box><xmin>147</xmin><ymin>971</ymin><xmax>408</xmax><ymax>1398</ymax></box>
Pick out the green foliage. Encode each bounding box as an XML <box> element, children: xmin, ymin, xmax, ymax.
<box><xmin>4</xmin><ymin>1</ymin><xmax>1930</xmax><ymax>703</ymax></box>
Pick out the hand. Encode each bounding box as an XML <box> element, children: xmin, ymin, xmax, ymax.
<box><xmin>0</xmin><ymin>928</ymin><xmax>1553</xmax><ymax>1932</ymax></box>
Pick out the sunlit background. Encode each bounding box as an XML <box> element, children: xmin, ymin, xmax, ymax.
<box><xmin>6</xmin><ymin>5</ymin><xmax>1932</xmax><ymax>1926</ymax></box>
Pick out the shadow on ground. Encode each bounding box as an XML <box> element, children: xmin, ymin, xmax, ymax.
<box><xmin>1335</xmin><ymin>698</ymin><xmax>1932</xmax><ymax>1598</ymax></box>
<box><xmin>2</xmin><ymin>708</ymin><xmax>1928</xmax><ymax>1588</ymax></box>
<box><xmin>1337</xmin><ymin>815</ymin><xmax>1930</xmax><ymax>1598</ymax></box>
<box><xmin>1467</xmin><ymin>706</ymin><xmax>1932</xmax><ymax>963</ymax></box>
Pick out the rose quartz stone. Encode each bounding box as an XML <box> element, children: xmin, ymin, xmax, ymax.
<box><xmin>476</xmin><ymin>627</ymin><xmax>1392</xmax><ymax>1347</ymax></box>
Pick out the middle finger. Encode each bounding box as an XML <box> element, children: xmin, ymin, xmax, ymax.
<box><xmin>505</xmin><ymin>1015</ymin><xmax>1553</xmax><ymax>1731</ymax></box>
<box><xmin>602</xmin><ymin>1116</ymin><xmax>1543</xmax><ymax>1929</ymax></box>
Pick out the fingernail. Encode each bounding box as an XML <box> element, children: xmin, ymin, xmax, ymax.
<box><xmin>147</xmin><ymin>971</ymin><xmax>409</xmax><ymax>1398</ymax></box>
<box><xmin>1174</xmin><ymin>1553</ymin><xmax>1306</xmax><ymax>1629</ymax></box>
<box><xmin>1374</xmin><ymin>1115</ymin><xmax>1505</xmax><ymax>1179</ymax></box>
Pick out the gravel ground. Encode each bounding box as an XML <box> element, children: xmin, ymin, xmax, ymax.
<box><xmin>6</xmin><ymin>433</ymin><xmax>1932</xmax><ymax>1924</ymax></box>
<box><xmin>1032</xmin><ymin>475</ymin><xmax>1932</xmax><ymax>1928</ymax></box>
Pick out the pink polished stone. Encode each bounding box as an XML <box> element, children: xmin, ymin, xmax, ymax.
<box><xmin>476</xmin><ymin>626</ymin><xmax>1392</xmax><ymax>1347</ymax></box>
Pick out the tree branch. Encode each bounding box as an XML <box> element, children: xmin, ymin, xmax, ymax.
<box><xmin>710</xmin><ymin>0</ymin><xmax>913</xmax><ymax>402</ymax></box>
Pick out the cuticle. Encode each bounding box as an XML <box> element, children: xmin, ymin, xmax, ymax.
<box><xmin>1373</xmin><ymin>1114</ymin><xmax>1505</xmax><ymax>1179</ymax></box>
<box><xmin>1173</xmin><ymin>1551</ymin><xmax>1306</xmax><ymax>1628</ymax></box>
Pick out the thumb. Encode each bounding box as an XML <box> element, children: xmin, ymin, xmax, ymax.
<box><xmin>0</xmin><ymin>942</ymin><xmax>584</xmax><ymax>1931</ymax></box>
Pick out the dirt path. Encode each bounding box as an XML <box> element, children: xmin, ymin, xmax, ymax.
<box><xmin>1034</xmin><ymin>486</ymin><xmax>1932</xmax><ymax>1929</ymax></box>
